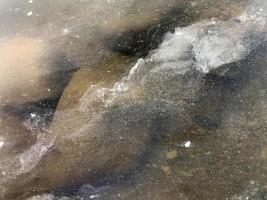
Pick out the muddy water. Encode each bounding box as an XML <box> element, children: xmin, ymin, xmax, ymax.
<box><xmin>0</xmin><ymin>0</ymin><xmax>266</xmax><ymax>200</ymax></box>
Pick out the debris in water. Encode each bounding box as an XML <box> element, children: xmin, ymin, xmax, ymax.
<box><xmin>161</xmin><ymin>165</ymin><xmax>172</xmax><ymax>176</ymax></box>
<box><xmin>166</xmin><ymin>150</ymin><xmax>178</xmax><ymax>160</ymax></box>
<box><xmin>27</xmin><ymin>11</ymin><xmax>33</xmax><ymax>16</ymax></box>
<box><xmin>180</xmin><ymin>141</ymin><xmax>192</xmax><ymax>148</ymax></box>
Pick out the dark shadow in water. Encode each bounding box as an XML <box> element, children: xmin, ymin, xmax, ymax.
<box><xmin>106</xmin><ymin>4</ymin><xmax>203</xmax><ymax>57</ymax></box>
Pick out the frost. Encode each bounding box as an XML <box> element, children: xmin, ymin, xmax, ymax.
<box><xmin>127</xmin><ymin>58</ymin><xmax>144</xmax><ymax>80</ymax></box>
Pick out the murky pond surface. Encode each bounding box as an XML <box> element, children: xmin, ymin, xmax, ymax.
<box><xmin>0</xmin><ymin>0</ymin><xmax>266</xmax><ymax>200</ymax></box>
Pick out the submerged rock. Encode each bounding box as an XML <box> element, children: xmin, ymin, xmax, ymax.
<box><xmin>56</xmin><ymin>54</ymin><xmax>136</xmax><ymax>110</ymax></box>
<box><xmin>0</xmin><ymin>37</ymin><xmax>49</xmax><ymax>106</ymax></box>
<box><xmin>0</xmin><ymin>36</ymin><xmax>74</xmax><ymax>107</ymax></box>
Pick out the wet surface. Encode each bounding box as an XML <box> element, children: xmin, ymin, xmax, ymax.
<box><xmin>0</xmin><ymin>0</ymin><xmax>266</xmax><ymax>200</ymax></box>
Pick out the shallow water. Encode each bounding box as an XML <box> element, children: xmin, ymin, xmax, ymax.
<box><xmin>0</xmin><ymin>0</ymin><xmax>266</xmax><ymax>200</ymax></box>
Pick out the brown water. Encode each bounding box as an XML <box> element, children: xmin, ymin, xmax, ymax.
<box><xmin>0</xmin><ymin>0</ymin><xmax>266</xmax><ymax>200</ymax></box>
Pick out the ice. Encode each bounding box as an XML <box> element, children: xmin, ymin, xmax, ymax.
<box><xmin>1</xmin><ymin>1</ymin><xmax>266</xmax><ymax>199</ymax></box>
<box><xmin>193</xmin><ymin>27</ymin><xmax>247</xmax><ymax>73</ymax></box>
<box><xmin>18</xmin><ymin>142</ymin><xmax>50</xmax><ymax>174</ymax></box>
<box><xmin>145</xmin><ymin>0</ymin><xmax>266</xmax><ymax>74</ymax></box>
<box><xmin>0</xmin><ymin>131</ymin><xmax>56</xmax><ymax>190</ymax></box>
<box><xmin>156</xmin><ymin>23</ymin><xmax>265</xmax><ymax>74</ymax></box>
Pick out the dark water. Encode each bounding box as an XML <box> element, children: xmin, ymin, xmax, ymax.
<box><xmin>0</xmin><ymin>0</ymin><xmax>266</xmax><ymax>200</ymax></box>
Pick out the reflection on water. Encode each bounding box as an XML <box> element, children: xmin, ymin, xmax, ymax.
<box><xmin>0</xmin><ymin>0</ymin><xmax>266</xmax><ymax>200</ymax></box>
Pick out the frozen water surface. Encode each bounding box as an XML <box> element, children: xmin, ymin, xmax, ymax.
<box><xmin>0</xmin><ymin>0</ymin><xmax>266</xmax><ymax>200</ymax></box>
